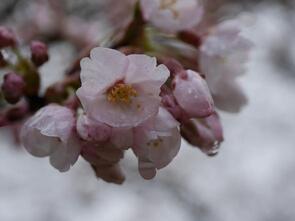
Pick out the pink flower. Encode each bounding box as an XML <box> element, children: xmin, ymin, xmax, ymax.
<box><xmin>133</xmin><ymin>107</ymin><xmax>181</xmax><ymax>179</ymax></box>
<box><xmin>140</xmin><ymin>0</ymin><xmax>203</xmax><ymax>33</ymax></box>
<box><xmin>76</xmin><ymin>47</ymin><xmax>170</xmax><ymax>127</ymax></box>
<box><xmin>173</xmin><ymin>70</ymin><xmax>214</xmax><ymax>118</ymax></box>
<box><xmin>20</xmin><ymin>104</ymin><xmax>81</xmax><ymax>172</ymax></box>
<box><xmin>200</xmin><ymin>20</ymin><xmax>253</xmax><ymax>112</ymax></box>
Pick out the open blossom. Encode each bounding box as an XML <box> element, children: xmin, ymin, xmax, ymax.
<box><xmin>20</xmin><ymin>105</ymin><xmax>81</xmax><ymax>172</ymax></box>
<box><xmin>140</xmin><ymin>0</ymin><xmax>203</xmax><ymax>33</ymax></box>
<box><xmin>133</xmin><ymin>107</ymin><xmax>181</xmax><ymax>179</ymax></box>
<box><xmin>173</xmin><ymin>70</ymin><xmax>214</xmax><ymax>118</ymax></box>
<box><xmin>76</xmin><ymin>47</ymin><xmax>169</xmax><ymax>127</ymax></box>
<box><xmin>200</xmin><ymin>20</ymin><xmax>253</xmax><ymax>112</ymax></box>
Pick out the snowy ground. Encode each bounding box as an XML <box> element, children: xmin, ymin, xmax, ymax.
<box><xmin>1</xmin><ymin>3</ymin><xmax>295</xmax><ymax>221</ymax></box>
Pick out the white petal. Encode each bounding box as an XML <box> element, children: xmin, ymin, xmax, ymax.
<box><xmin>84</xmin><ymin>94</ymin><xmax>160</xmax><ymax>127</ymax></box>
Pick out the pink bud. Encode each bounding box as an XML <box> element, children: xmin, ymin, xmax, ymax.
<box><xmin>77</xmin><ymin>114</ymin><xmax>112</xmax><ymax>142</ymax></box>
<box><xmin>159</xmin><ymin>57</ymin><xmax>184</xmax><ymax>78</ymax></box>
<box><xmin>1</xmin><ymin>73</ymin><xmax>25</xmax><ymax>104</ymax></box>
<box><xmin>173</xmin><ymin>70</ymin><xmax>214</xmax><ymax>118</ymax></box>
<box><xmin>30</xmin><ymin>40</ymin><xmax>49</xmax><ymax>67</ymax></box>
<box><xmin>0</xmin><ymin>26</ymin><xmax>16</xmax><ymax>48</ymax></box>
<box><xmin>180</xmin><ymin>112</ymin><xmax>224</xmax><ymax>156</ymax></box>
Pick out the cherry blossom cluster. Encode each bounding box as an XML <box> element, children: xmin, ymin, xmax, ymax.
<box><xmin>0</xmin><ymin>0</ymin><xmax>252</xmax><ymax>184</ymax></box>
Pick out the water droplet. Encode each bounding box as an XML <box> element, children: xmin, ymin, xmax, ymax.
<box><xmin>205</xmin><ymin>141</ymin><xmax>220</xmax><ymax>157</ymax></box>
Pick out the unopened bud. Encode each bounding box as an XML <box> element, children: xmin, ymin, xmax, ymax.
<box><xmin>158</xmin><ymin>57</ymin><xmax>184</xmax><ymax>78</ymax></box>
<box><xmin>173</xmin><ymin>70</ymin><xmax>214</xmax><ymax>118</ymax></box>
<box><xmin>0</xmin><ymin>26</ymin><xmax>17</xmax><ymax>48</ymax></box>
<box><xmin>30</xmin><ymin>41</ymin><xmax>49</xmax><ymax>66</ymax></box>
<box><xmin>77</xmin><ymin>114</ymin><xmax>111</xmax><ymax>143</ymax></box>
<box><xmin>180</xmin><ymin>112</ymin><xmax>224</xmax><ymax>156</ymax></box>
<box><xmin>2</xmin><ymin>72</ymin><xmax>25</xmax><ymax>104</ymax></box>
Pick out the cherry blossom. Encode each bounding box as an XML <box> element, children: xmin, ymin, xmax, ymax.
<box><xmin>133</xmin><ymin>107</ymin><xmax>181</xmax><ymax>179</ymax></box>
<box><xmin>200</xmin><ymin>20</ymin><xmax>253</xmax><ymax>112</ymax></box>
<box><xmin>76</xmin><ymin>47</ymin><xmax>170</xmax><ymax>127</ymax></box>
<box><xmin>20</xmin><ymin>104</ymin><xmax>81</xmax><ymax>172</ymax></box>
<box><xmin>77</xmin><ymin>114</ymin><xmax>111</xmax><ymax>143</ymax></box>
<box><xmin>173</xmin><ymin>70</ymin><xmax>214</xmax><ymax>118</ymax></box>
<box><xmin>181</xmin><ymin>112</ymin><xmax>223</xmax><ymax>156</ymax></box>
<box><xmin>140</xmin><ymin>0</ymin><xmax>203</xmax><ymax>33</ymax></box>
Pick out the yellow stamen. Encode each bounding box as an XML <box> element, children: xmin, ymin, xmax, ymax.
<box><xmin>159</xmin><ymin>0</ymin><xmax>179</xmax><ymax>19</ymax></box>
<box><xmin>147</xmin><ymin>138</ymin><xmax>163</xmax><ymax>148</ymax></box>
<box><xmin>107</xmin><ymin>83</ymin><xmax>137</xmax><ymax>104</ymax></box>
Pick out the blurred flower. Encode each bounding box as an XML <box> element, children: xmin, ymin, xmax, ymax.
<box><xmin>77</xmin><ymin>47</ymin><xmax>169</xmax><ymax>127</ymax></box>
<box><xmin>140</xmin><ymin>0</ymin><xmax>203</xmax><ymax>33</ymax></box>
<box><xmin>0</xmin><ymin>26</ymin><xmax>16</xmax><ymax>48</ymax></box>
<box><xmin>181</xmin><ymin>112</ymin><xmax>223</xmax><ymax>156</ymax></box>
<box><xmin>173</xmin><ymin>70</ymin><xmax>214</xmax><ymax>118</ymax></box>
<box><xmin>30</xmin><ymin>40</ymin><xmax>49</xmax><ymax>67</ymax></box>
<box><xmin>20</xmin><ymin>105</ymin><xmax>81</xmax><ymax>172</ymax></box>
<box><xmin>133</xmin><ymin>107</ymin><xmax>181</xmax><ymax>179</ymax></box>
<box><xmin>1</xmin><ymin>73</ymin><xmax>25</xmax><ymax>104</ymax></box>
<box><xmin>200</xmin><ymin>20</ymin><xmax>253</xmax><ymax>112</ymax></box>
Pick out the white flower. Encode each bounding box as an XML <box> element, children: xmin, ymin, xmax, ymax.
<box><xmin>140</xmin><ymin>0</ymin><xmax>203</xmax><ymax>33</ymax></box>
<box><xmin>200</xmin><ymin>20</ymin><xmax>253</xmax><ymax>112</ymax></box>
<box><xmin>76</xmin><ymin>47</ymin><xmax>170</xmax><ymax>127</ymax></box>
<box><xmin>133</xmin><ymin>107</ymin><xmax>181</xmax><ymax>179</ymax></box>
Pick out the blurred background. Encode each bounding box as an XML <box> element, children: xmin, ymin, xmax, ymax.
<box><xmin>0</xmin><ymin>0</ymin><xmax>295</xmax><ymax>221</ymax></box>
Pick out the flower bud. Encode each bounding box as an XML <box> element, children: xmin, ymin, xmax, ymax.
<box><xmin>180</xmin><ymin>112</ymin><xmax>223</xmax><ymax>156</ymax></box>
<box><xmin>77</xmin><ymin>114</ymin><xmax>112</xmax><ymax>143</ymax></box>
<box><xmin>1</xmin><ymin>72</ymin><xmax>25</xmax><ymax>104</ymax></box>
<box><xmin>159</xmin><ymin>57</ymin><xmax>184</xmax><ymax>78</ymax></box>
<box><xmin>173</xmin><ymin>70</ymin><xmax>214</xmax><ymax>118</ymax></box>
<box><xmin>0</xmin><ymin>26</ymin><xmax>16</xmax><ymax>48</ymax></box>
<box><xmin>30</xmin><ymin>40</ymin><xmax>49</xmax><ymax>67</ymax></box>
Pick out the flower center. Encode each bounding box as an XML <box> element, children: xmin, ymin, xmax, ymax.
<box><xmin>107</xmin><ymin>83</ymin><xmax>137</xmax><ymax>104</ymax></box>
<box><xmin>147</xmin><ymin>138</ymin><xmax>164</xmax><ymax>148</ymax></box>
<box><xmin>159</xmin><ymin>0</ymin><xmax>179</xmax><ymax>19</ymax></box>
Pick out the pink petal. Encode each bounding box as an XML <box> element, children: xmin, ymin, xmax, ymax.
<box><xmin>83</xmin><ymin>94</ymin><xmax>160</xmax><ymax>127</ymax></box>
<box><xmin>173</xmin><ymin>70</ymin><xmax>214</xmax><ymax>118</ymax></box>
<box><xmin>79</xmin><ymin>47</ymin><xmax>129</xmax><ymax>95</ymax></box>
<box><xmin>138</xmin><ymin>158</ymin><xmax>157</xmax><ymax>180</ymax></box>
